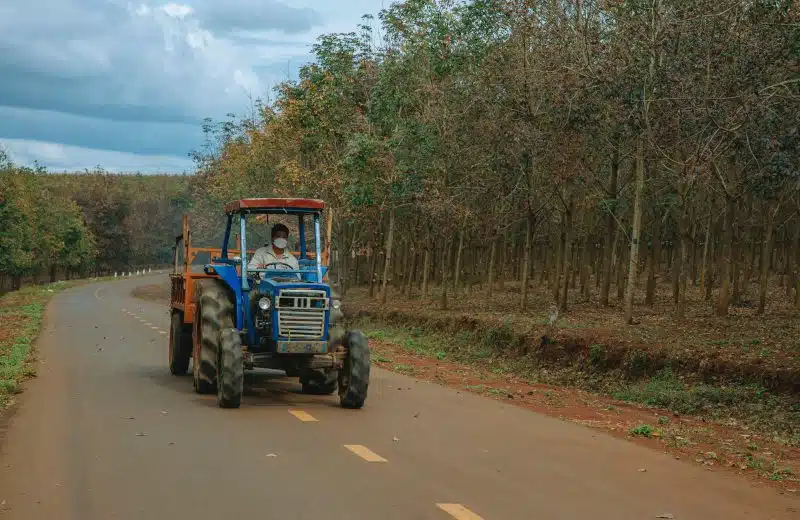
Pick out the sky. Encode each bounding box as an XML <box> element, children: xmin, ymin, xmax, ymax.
<box><xmin>0</xmin><ymin>0</ymin><xmax>393</xmax><ymax>173</ymax></box>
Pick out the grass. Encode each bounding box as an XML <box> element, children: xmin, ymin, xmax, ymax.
<box><xmin>611</xmin><ymin>367</ymin><xmax>799</xmax><ymax>444</ymax></box>
<box><xmin>355</xmin><ymin>318</ymin><xmax>799</xmax><ymax>446</ymax></box>
<box><xmin>0</xmin><ymin>279</ymin><xmax>101</xmax><ymax>408</ymax></box>
<box><xmin>630</xmin><ymin>424</ymin><xmax>654</xmax><ymax>437</ymax></box>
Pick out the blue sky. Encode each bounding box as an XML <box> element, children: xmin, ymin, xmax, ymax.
<box><xmin>0</xmin><ymin>0</ymin><xmax>393</xmax><ymax>173</ymax></box>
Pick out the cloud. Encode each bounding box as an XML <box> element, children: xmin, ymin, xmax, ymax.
<box><xmin>0</xmin><ymin>0</ymin><xmax>263</xmax><ymax>125</ymax></box>
<box><xmin>1</xmin><ymin>138</ymin><xmax>193</xmax><ymax>173</ymax></box>
<box><xmin>0</xmin><ymin>0</ymin><xmax>392</xmax><ymax>170</ymax></box>
<box><xmin>0</xmin><ymin>105</ymin><xmax>204</xmax><ymax>157</ymax></box>
<box><xmin>189</xmin><ymin>0</ymin><xmax>323</xmax><ymax>34</ymax></box>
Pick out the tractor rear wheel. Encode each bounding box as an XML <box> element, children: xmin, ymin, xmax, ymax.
<box><xmin>217</xmin><ymin>328</ymin><xmax>244</xmax><ymax>408</ymax></box>
<box><xmin>338</xmin><ymin>330</ymin><xmax>370</xmax><ymax>409</ymax></box>
<box><xmin>169</xmin><ymin>311</ymin><xmax>191</xmax><ymax>375</ymax></box>
<box><xmin>301</xmin><ymin>368</ymin><xmax>338</xmax><ymax>395</ymax></box>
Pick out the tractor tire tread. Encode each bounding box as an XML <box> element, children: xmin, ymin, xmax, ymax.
<box><xmin>193</xmin><ymin>280</ymin><xmax>231</xmax><ymax>394</ymax></box>
<box><xmin>217</xmin><ymin>328</ymin><xmax>244</xmax><ymax>408</ymax></box>
<box><xmin>339</xmin><ymin>330</ymin><xmax>370</xmax><ymax>409</ymax></box>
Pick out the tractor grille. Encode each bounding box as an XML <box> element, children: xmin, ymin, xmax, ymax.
<box><xmin>276</xmin><ymin>289</ymin><xmax>327</xmax><ymax>339</ymax></box>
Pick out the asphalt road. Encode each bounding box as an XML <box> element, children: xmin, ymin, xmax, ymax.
<box><xmin>0</xmin><ymin>275</ymin><xmax>796</xmax><ymax>520</ymax></box>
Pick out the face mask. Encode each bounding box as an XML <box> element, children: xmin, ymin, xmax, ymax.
<box><xmin>273</xmin><ymin>237</ymin><xmax>288</xmax><ymax>250</ymax></box>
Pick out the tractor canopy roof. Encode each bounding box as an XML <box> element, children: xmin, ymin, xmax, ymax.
<box><xmin>224</xmin><ymin>198</ymin><xmax>325</xmax><ymax>215</ymax></box>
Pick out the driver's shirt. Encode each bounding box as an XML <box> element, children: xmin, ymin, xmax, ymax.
<box><xmin>247</xmin><ymin>247</ymin><xmax>300</xmax><ymax>279</ymax></box>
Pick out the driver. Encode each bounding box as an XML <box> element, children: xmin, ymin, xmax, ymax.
<box><xmin>248</xmin><ymin>223</ymin><xmax>299</xmax><ymax>279</ymax></box>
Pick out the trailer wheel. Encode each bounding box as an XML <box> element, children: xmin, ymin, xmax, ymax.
<box><xmin>217</xmin><ymin>328</ymin><xmax>244</xmax><ymax>408</ymax></box>
<box><xmin>338</xmin><ymin>330</ymin><xmax>370</xmax><ymax>409</ymax></box>
<box><xmin>301</xmin><ymin>368</ymin><xmax>338</xmax><ymax>395</ymax></box>
<box><xmin>168</xmin><ymin>311</ymin><xmax>191</xmax><ymax>375</ymax></box>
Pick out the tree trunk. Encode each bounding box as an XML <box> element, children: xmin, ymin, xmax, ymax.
<box><xmin>454</xmin><ymin>230</ymin><xmax>465</xmax><ymax>294</ymax></box>
<box><xmin>617</xmin><ymin>236</ymin><xmax>627</xmax><ymax>302</ymax></box>
<box><xmin>368</xmin><ymin>242</ymin><xmax>380</xmax><ymax>298</ymax></box>
<box><xmin>625</xmin><ymin>141</ymin><xmax>645</xmax><ymax>324</ymax></box>
<box><xmin>595</xmin><ymin>240</ymin><xmax>602</xmax><ymax>289</ymax></box>
<box><xmin>600</xmin><ymin>150</ymin><xmax>619</xmax><ymax>306</ymax></box>
<box><xmin>646</xmin><ymin>213</ymin><xmax>661</xmax><ymax>306</ymax></box>
<box><xmin>580</xmin><ymin>237</ymin><xmax>590</xmax><ymax>299</ymax></box>
<box><xmin>677</xmin><ymin>219</ymin><xmax>690</xmax><ymax>319</ymax></box>
<box><xmin>793</xmin><ymin>215</ymin><xmax>800</xmax><ymax>309</ymax></box>
<box><xmin>521</xmin><ymin>214</ymin><xmax>533</xmax><ymax>311</ymax></box>
<box><xmin>560</xmin><ymin>193</ymin><xmax>574</xmax><ymax>312</ymax></box>
<box><xmin>540</xmin><ymin>243</ymin><xmax>549</xmax><ymax>285</ymax></box>
<box><xmin>440</xmin><ymin>236</ymin><xmax>450</xmax><ymax>310</ymax></box>
<box><xmin>732</xmin><ymin>226</ymin><xmax>742</xmax><ymax>305</ymax></box>
<box><xmin>690</xmin><ymin>221</ymin><xmax>698</xmax><ymax>286</ymax></box>
<box><xmin>405</xmin><ymin>250</ymin><xmax>416</xmax><ymax>298</ymax></box>
<box><xmin>699</xmin><ymin>213</ymin><xmax>711</xmax><ymax>298</ymax></box>
<box><xmin>786</xmin><ymin>218</ymin><xmax>798</xmax><ymax>301</ymax></box>
<box><xmin>339</xmin><ymin>248</ymin><xmax>348</xmax><ymax>298</ymax></box>
<box><xmin>422</xmin><ymin>246</ymin><xmax>431</xmax><ymax>298</ymax></box>
<box><xmin>705</xmin><ymin>238</ymin><xmax>715</xmax><ymax>301</ymax></box>
<box><xmin>570</xmin><ymin>243</ymin><xmax>579</xmax><ymax>290</ymax></box>
<box><xmin>758</xmin><ymin>203</ymin><xmax>777</xmax><ymax>315</ymax></box>
<box><xmin>487</xmin><ymin>237</ymin><xmax>498</xmax><ymax>297</ymax></box>
<box><xmin>497</xmin><ymin>235</ymin><xmax>506</xmax><ymax>291</ymax></box>
<box><xmin>716</xmin><ymin>195</ymin><xmax>735</xmax><ymax>316</ymax></box>
<box><xmin>672</xmin><ymin>237</ymin><xmax>682</xmax><ymax>305</ymax></box>
<box><xmin>380</xmin><ymin>210</ymin><xmax>395</xmax><ymax>305</ymax></box>
<box><xmin>553</xmin><ymin>221</ymin><xmax>565</xmax><ymax>301</ymax></box>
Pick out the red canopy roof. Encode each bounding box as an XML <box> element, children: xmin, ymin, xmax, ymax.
<box><xmin>224</xmin><ymin>198</ymin><xmax>326</xmax><ymax>214</ymax></box>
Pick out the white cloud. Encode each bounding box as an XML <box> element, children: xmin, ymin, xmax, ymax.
<box><xmin>0</xmin><ymin>0</ymin><xmax>395</xmax><ymax>170</ymax></box>
<box><xmin>1</xmin><ymin>138</ymin><xmax>193</xmax><ymax>173</ymax></box>
<box><xmin>161</xmin><ymin>3</ymin><xmax>193</xmax><ymax>19</ymax></box>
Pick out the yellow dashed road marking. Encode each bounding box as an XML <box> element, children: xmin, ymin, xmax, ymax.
<box><xmin>288</xmin><ymin>410</ymin><xmax>318</xmax><ymax>422</ymax></box>
<box><xmin>150</xmin><ymin>326</ymin><xmax>160</xmax><ymax>330</ymax></box>
<box><xmin>436</xmin><ymin>504</ymin><xmax>484</xmax><ymax>520</ymax></box>
<box><xmin>343</xmin><ymin>445</ymin><xmax>387</xmax><ymax>463</ymax></box>
<box><xmin>159</xmin><ymin>331</ymin><xmax>167</xmax><ymax>335</ymax></box>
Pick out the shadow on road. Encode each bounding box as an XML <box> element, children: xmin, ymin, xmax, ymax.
<box><xmin>132</xmin><ymin>364</ymin><xmax>342</xmax><ymax>409</ymax></box>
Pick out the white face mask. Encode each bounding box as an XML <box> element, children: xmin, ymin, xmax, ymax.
<box><xmin>273</xmin><ymin>237</ymin><xmax>288</xmax><ymax>250</ymax></box>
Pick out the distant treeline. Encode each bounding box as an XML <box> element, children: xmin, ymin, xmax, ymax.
<box><xmin>0</xmin><ymin>150</ymin><xmax>194</xmax><ymax>290</ymax></box>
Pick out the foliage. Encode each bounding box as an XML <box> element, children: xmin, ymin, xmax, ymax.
<box><xmin>188</xmin><ymin>0</ymin><xmax>798</xmax><ymax>317</ymax></box>
<box><xmin>0</xmin><ymin>152</ymin><xmax>193</xmax><ymax>287</ymax></box>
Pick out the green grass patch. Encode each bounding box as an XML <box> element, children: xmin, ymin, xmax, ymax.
<box><xmin>611</xmin><ymin>367</ymin><xmax>798</xmax><ymax>444</ymax></box>
<box><xmin>630</xmin><ymin>424</ymin><xmax>654</xmax><ymax>437</ymax></box>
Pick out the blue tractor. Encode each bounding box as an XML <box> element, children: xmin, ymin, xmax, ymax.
<box><xmin>168</xmin><ymin>198</ymin><xmax>370</xmax><ymax>409</ymax></box>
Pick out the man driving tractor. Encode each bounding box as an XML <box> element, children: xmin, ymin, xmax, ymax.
<box><xmin>248</xmin><ymin>223</ymin><xmax>299</xmax><ymax>278</ymax></box>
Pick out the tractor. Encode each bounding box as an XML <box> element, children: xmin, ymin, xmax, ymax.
<box><xmin>168</xmin><ymin>198</ymin><xmax>370</xmax><ymax>409</ymax></box>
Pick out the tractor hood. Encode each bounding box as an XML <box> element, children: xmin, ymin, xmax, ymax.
<box><xmin>257</xmin><ymin>277</ymin><xmax>331</xmax><ymax>296</ymax></box>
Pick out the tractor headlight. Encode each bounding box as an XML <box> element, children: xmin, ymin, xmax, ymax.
<box><xmin>331</xmin><ymin>299</ymin><xmax>341</xmax><ymax>310</ymax></box>
<box><xmin>258</xmin><ymin>297</ymin><xmax>271</xmax><ymax>311</ymax></box>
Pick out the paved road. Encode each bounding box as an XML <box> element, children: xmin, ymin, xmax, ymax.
<box><xmin>0</xmin><ymin>276</ymin><xmax>795</xmax><ymax>520</ymax></box>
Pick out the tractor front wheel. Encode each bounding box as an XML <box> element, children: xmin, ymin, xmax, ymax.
<box><xmin>338</xmin><ymin>330</ymin><xmax>370</xmax><ymax>409</ymax></box>
<box><xmin>217</xmin><ymin>328</ymin><xmax>243</xmax><ymax>408</ymax></box>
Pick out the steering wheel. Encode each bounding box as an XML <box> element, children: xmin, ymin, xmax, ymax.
<box><xmin>261</xmin><ymin>261</ymin><xmax>296</xmax><ymax>270</ymax></box>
